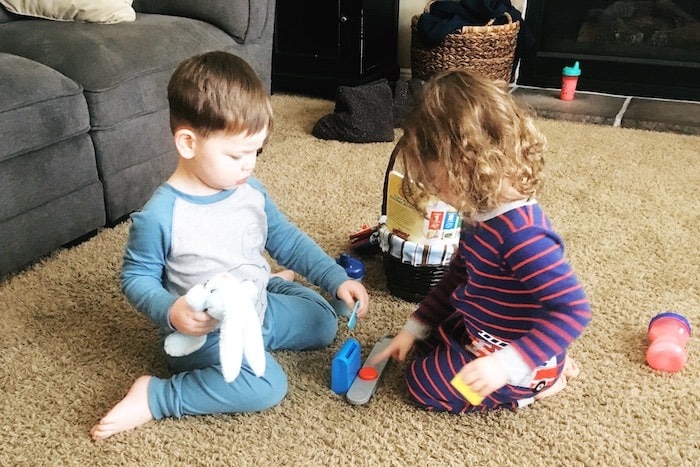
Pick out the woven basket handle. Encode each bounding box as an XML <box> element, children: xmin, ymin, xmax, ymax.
<box><xmin>484</xmin><ymin>11</ymin><xmax>513</xmax><ymax>26</ymax></box>
<box><xmin>380</xmin><ymin>142</ymin><xmax>402</xmax><ymax>217</ymax></box>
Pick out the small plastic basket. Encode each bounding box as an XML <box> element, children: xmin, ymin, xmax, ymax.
<box><xmin>378</xmin><ymin>144</ymin><xmax>456</xmax><ymax>302</ymax></box>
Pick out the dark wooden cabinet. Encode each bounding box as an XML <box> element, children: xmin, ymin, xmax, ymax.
<box><xmin>272</xmin><ymin>0</ymin><xmax>400</xmax><ymax>98</ymax></box>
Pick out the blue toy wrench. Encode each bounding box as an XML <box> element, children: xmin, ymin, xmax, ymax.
<box><xmin>347</xmin><ymin>301</ymin><xmax>360</xmax><ymax>330</ymax></box>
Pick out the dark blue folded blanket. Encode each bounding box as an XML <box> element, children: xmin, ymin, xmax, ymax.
<box><xmin>417</xmin><ymin>0</ymin><xmax>525</xmax><ymax>47</ymax></box>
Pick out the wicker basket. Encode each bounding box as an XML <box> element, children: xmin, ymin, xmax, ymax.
<box><xmin>378</xmin><ymin>144</ymin><xmax>456</xmax><ymax>303</ymax></box>
<box><xmin>410</xmin><ymin>3</ymin><xmax>520</xmax><ymax>82</ymax></box>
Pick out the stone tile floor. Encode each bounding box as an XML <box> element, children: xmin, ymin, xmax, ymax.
<box><xmin>511</xmin><ymin>86</ymin><xmax>700</xmax><ymax>136</ymax></box>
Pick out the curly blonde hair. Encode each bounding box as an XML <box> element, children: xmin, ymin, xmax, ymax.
<box><xmin>397</xmin><ymin>69</ymin><xmax>546</xmax><ymax>221</ymax></box>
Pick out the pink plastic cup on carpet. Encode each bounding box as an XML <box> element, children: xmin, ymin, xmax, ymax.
<box><xmin>646</xmin><ymin>311</ymin><xmax>691</xmax><ymax>372</ymax></box>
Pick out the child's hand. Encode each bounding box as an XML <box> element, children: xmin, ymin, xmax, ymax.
<box><xmin>455</xmin><ymin>355</ymin><xmax>508</xmax><ymax>400</ymax></box>
<box><xmin>370</xmin><ymin>330</ymin><xmax>416</xmax><ymax>364</ymax></box>
<box><xmin>168</xmin><ymin>295</ymin><xmax>219</xmax><ymax>336</ymax></box>
<box><xmin>336</xmin><ymin>279</ymin><xmax>370</xmax><ymax>318</ymax></box>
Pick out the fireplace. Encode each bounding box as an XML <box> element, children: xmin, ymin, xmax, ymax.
<box><xmin>517</xmin><ymin>1</ymin><xmax>700</xmax><ymax>101</ymax></box>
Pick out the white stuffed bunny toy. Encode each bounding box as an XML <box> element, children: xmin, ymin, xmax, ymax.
<box><xmin>163</xmin><ymin>272</ymin><xmax>266</xmax><ymax>383</ymax></box>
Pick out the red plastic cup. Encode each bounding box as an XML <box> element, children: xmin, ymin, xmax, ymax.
<box><xmin>560</xmin><ymin>61</ymin><xmax>581</xmax><ymax>101</ymax></box>
<box><xmin>646</xmin><ymin>311</ymin><xmax>691</xmax><ymax>372</ymax></box>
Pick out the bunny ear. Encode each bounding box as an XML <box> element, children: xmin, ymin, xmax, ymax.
<box><xmin>241</xmin><ymin>299</ymin><xmax>266</xmax><ymax>377</ymax></box>
<box><xmin>219</xmin><ymin>313</ymin><xmax>244</xmax><ymax>383</ymax></box>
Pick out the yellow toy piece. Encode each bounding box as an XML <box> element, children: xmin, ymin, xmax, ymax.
<box><xmin>450</xmin><ymin>374</ymin><xmax>484</xmax><ymax>405</ymax></box>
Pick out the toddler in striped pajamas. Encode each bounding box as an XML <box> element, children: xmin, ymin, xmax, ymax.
<box><xmin>374</xmin><ymin>69</ymin><xmax>591</xmax><ymax>413</ymax></box>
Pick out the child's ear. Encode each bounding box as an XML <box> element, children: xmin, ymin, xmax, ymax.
<box><xmin>173</xmin><ymin>127</ymin><xmax>197</xmax><ymax>159</ymax></box>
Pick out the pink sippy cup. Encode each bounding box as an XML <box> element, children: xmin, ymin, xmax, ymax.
<box><xmin>560</xmin><ymin>61</ymin><xmax>581</xmax><ymax>101</ymax></box>
<box><xmin>646</xmin><ymin>311</ymin><xmax>691</xmax><ymax>372</ymax></box>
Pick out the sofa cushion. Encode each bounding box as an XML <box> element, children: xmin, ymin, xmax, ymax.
<box><xmin>0</xmin><ymin>135</ymin><xmax>102</xmax><ymax>223</ymax></box>
<box><xmin>0</xmin><ymin>14</ymin><xmax>238</xmax><ymax>129</ymax></box>
<box><xmin>0</xmin><ymin>177</ymin><xmax>106</xmax><ymax>277</ymax></box>
<box><xmin>0</xmin><ymin>5</ymin><xmax>12</xmax><ymax>22</ymax></box>
<box><xmin>0</xmin><ymin>53</ymin><xmax>105</xmax><ymax>274</ymax></box>
<box><xmin>0</xmin><ymin>53</ymin><xmax>89</xmax><ymax>162</ymax></box>
<box><xmin>93</xmin><ymin>107</ymin><xmax>177</xmax><ymax>221</ymax></box>
<box><xmin>133</xmin><ymin>0</ymin><xmax>263</xmax><ymax>43</ymax></box>
<box><xmin>0</xmin><ymin>0</ymin><xmax>135</xmax><ymax>23</ymax></box>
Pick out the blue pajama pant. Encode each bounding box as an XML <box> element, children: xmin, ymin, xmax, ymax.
<box><xmin>147</xmin><ymin>277</ymin><xmax>338</xmax><ymax>419</ymax></box>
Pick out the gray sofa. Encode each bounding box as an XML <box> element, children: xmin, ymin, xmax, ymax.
<box><xmin>0</xmin><ymin>0</ymin><xmax>276</xmax><ymax>277</ymax></box>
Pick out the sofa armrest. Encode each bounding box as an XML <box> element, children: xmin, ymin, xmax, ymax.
<box><xmin>133</xmin><ymin>0</ymin><xmax>271</xmax><ymax>43</ymax></box>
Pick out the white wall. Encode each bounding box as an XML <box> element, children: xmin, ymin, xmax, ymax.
<box><xmin>397</xmin><ymin>0</ymin><xmax>526</xmax><ymax>70</ymax></box>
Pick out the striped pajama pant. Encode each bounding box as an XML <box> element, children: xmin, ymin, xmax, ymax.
<box><xmin>404</xmin><ymin>312</ymin><xmax>566</xmax><ymax>413</ymax></box>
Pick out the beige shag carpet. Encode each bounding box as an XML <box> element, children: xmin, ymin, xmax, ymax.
<box><xmin>2</xmin><ymin>94</ymin><xmax>699</xmax><ymax>466</ymax></box>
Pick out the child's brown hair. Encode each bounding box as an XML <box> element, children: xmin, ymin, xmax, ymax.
<box><xmin>167</xmin><ymin>51</ymin><xmax>272</xmax><ymax>137</ymax></box>
<box><xmin>397</xmin><ymin>69</ymin><xmax>546</xmax><ymax>221</ymax></box>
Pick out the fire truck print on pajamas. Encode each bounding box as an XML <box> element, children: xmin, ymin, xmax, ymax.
<box><xmin>467</xmin><ymin>330</ymin><xmax>559</xmax><ymax>393</ymax></box>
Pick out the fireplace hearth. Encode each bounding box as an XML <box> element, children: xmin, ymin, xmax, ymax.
<box><xmin>517</xmin><ymin>1</ymin><xmax>700</xmax><ymax>101</ymax></box>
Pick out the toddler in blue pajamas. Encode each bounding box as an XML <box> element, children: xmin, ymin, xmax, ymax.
<box><xmin>90</xmin><ymin>51</ymin><xmax>369</xmax><ymax>440</ymax></box>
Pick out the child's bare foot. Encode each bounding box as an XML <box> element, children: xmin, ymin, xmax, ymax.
<box><xmin>90</xmin><ymin>375</ymin><xmax>153</xmax><ymax>440</ymax></box>
<box><xmin>563</xmin><ymin>355</ymin><xmax>580</xmax><ymax>379</ymax></box>
<box><xmin>535</xmin><ymin>356</ymin><xmax>580</xmax><ymax>401</ymax></box>
<box><xmin>272</xmin><ymin>269</ymin><xmax>295</xmax><ymax>281</ymax></box>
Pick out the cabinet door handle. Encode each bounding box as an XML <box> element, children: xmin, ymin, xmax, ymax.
<box><xmin>339</xmin><ymin>15</ymin><xmax>348</xmax><ymax>23</ymax></box>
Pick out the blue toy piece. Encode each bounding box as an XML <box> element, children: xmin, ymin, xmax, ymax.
<box><xmin>336</xmin><ymin>253</ymin><xmax>365</xmax><ymax>280</ymax></box>
<box><xmin>331</xmin><ymin>338</ymin><xmax>361</xmax><ymax>394</ymax></box>
<box><xmin>347</xmin><ymin>301</ymin><xmax>360</xmax><ymax>330</ymax></box>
